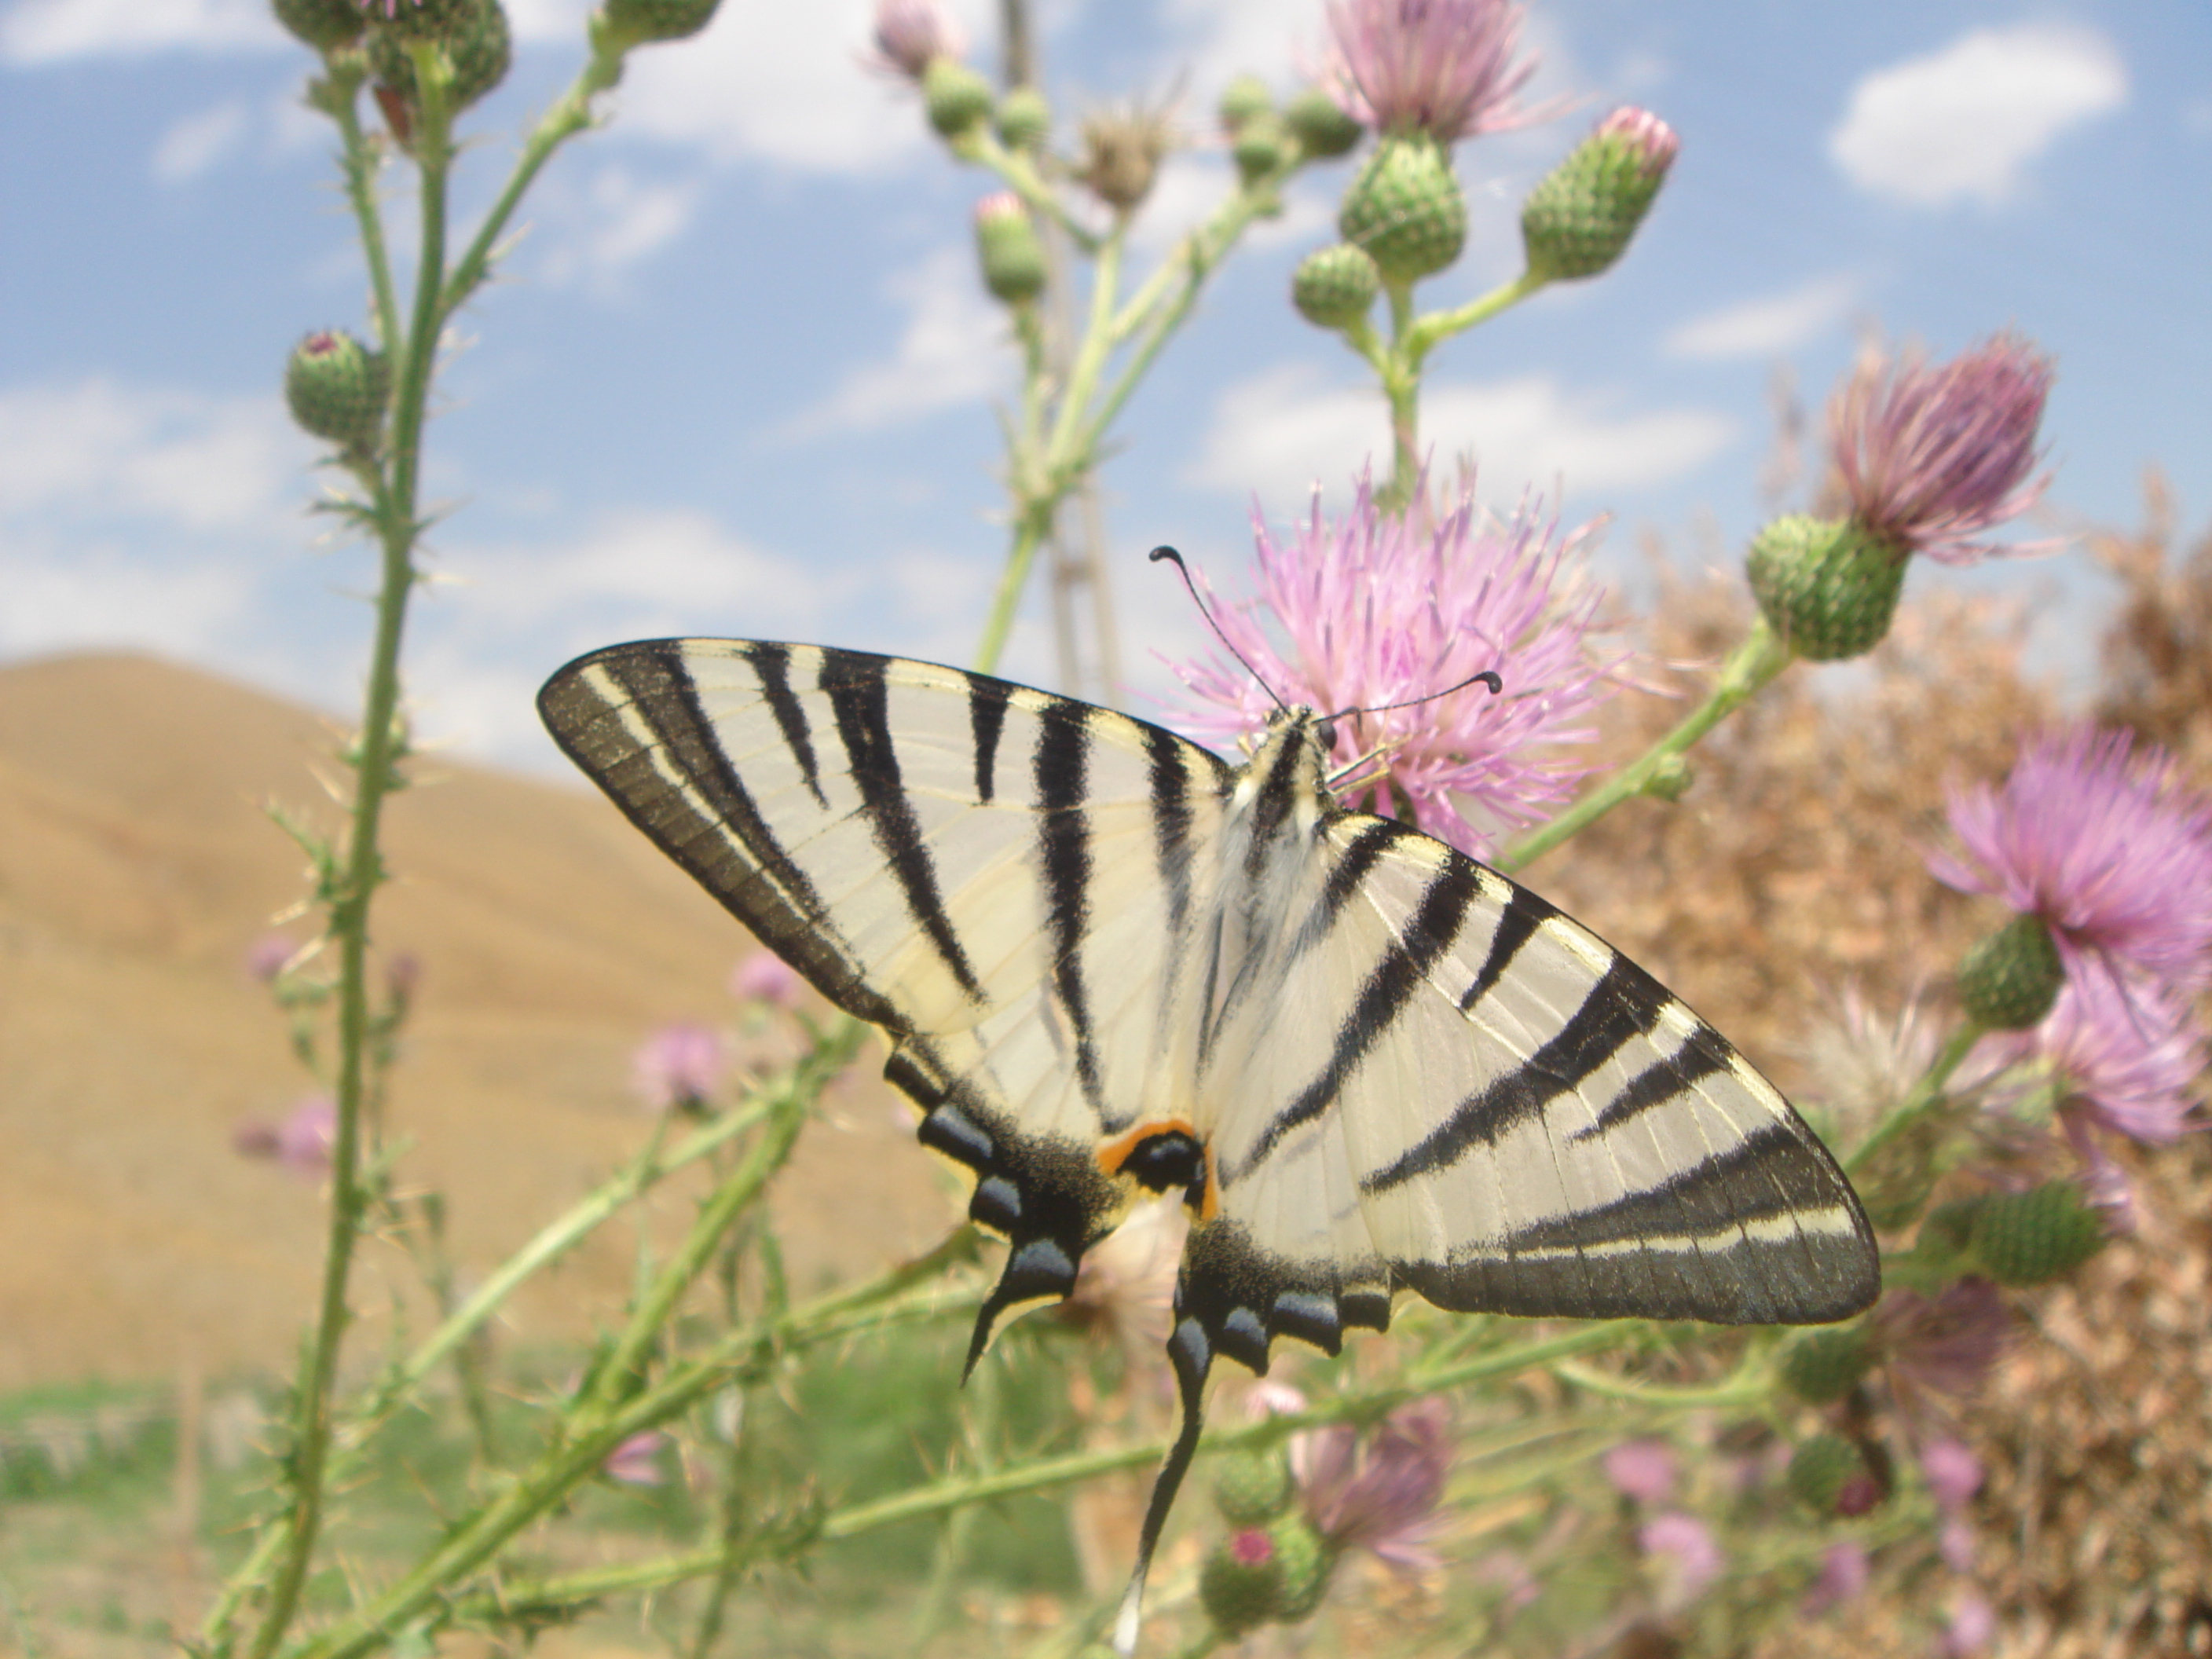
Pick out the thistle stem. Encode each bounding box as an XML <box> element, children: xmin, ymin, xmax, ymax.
<box><xmin>1844</xmin><ymin>1022</ymin><xmax>1984</xmax><ymax>1177</ymax></box>
<box><xmin>1496</xmin><ymin>617</ymin><xmax>1794</xmax><ymax>874</ymax></box>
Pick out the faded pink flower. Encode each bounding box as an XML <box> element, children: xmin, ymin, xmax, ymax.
<box><xmin>1801</xmin><ymin>1540</ymin><xmax>1870</xmax><ymax>1617</ymax></box>
<box><xmin>867</xmin><ymin>0</ymin><xmax>965</xmax><ymax>80</ymax></box>
<box><xmin>1831</xmin><ymin>331</ymin><xmax>2054</xmax><ymax>565</ymax></box>
<box><xmin>235</xmin><ymin>1096</ymin><xmax>338</xmax><ymax>1178</ymax></box>
<box><xmin>603</xmin><ymin>1429</ymin><xmax>668</xmax><ymax>1487</ymax></box>
<box><xmin>1169</xmin><ymin>471</ymin><xmax>1617</xmax><ymax>859</ymax></box>
<box><xmin>1928</xmin><ymin>726</ymin><xmax>2212</xmax><ymax>997</ymax></box>
<box><xmin>1940</xmin><ymin>1517</ymin><xmax>1978</xmax><ymax>1574</ymax></box>
<box><xmin>244</xmin><ymin>932</ymin><xmax>299</xmax><ymax>983</ymax></box>
<box><xmin>1229</xmin><ymin>1526</ymin><xmax>1274</xmax><ymax>1566</ymax></box>
<box><xmin>1057</xmin><ymin>1195</ymin><xmax>1184</xmax><ymax>1366</ymax></box>
<box><xmin>1322</xmin><ymin>0</ymin><xmax>1541</xmax><ymax>141</ymax></box>
<box><xmin>729</xmin><ymin>950</ymin><xmax>804</xmax><ymax>1009</ymax></box>
<box><xmin>631</xmin><ymin>1021</ymin><xmax>727</xmax><ymax>1111</ymax></box>
<box><xmin>1637</xmin><ymin>1511</ymin><xmax>1723</xmax><ymax>1608</ymax></box>
<box><xmin>1601</xmin><ymin>1437</ymin><xmax>1677</xmax><ymax>1505</ymax></box>
<box><xmin>1595</xmin><ymin>104</ymin><xmax>1678</xmax><ymax>175</ymax></box>
<box><xmin>1293</xmin><ymin>1396</ymin><xmax>1452</xmax><ymax>1572</ymax></box>
<box><xmin>1875</xmin><ymin>1278</ymin><xmax>2011</xmax><ymax>1419</ymax></box>
<box><xmin>1920</xmin><ymin>1437</ymin><xmax>1983</xmax><ymax>1512</ymax></box>
<box><xmin>1943</xmin><ymin>1588</ymin><xmax>1998</xmax><ymax>1655</ymax></box>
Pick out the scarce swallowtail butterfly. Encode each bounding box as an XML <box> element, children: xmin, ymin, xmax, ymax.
<box><xmin>538</xmin><ymin>637</ymin><xmax>1877</xmax><ymax>1651</ymax></box>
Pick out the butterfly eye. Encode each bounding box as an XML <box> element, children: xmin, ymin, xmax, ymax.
<box><xmin>1316</xmin><ymin>718</ymin><xmax>1339</xmax><ymax>753</ymax></box>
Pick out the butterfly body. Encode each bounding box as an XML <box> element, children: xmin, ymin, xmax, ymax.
<box><xmin>540</xmin><ymin>639</ymin><xmax>1877</xmax><ymax>1650</ymax></box>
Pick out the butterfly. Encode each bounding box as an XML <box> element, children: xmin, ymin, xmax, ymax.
<box><xmin>538</xmin><ymin>636</ymin><xmax>1877</xmax><ymax>1650</ymax></box>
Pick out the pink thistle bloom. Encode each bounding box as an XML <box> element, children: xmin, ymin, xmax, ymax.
<box><xmin>1321</xmin><ymin>0</ymin><xmax>1542</xmax><ymax>143</ymax></box>
<box><xmin>1601</xmin><ymin>1437</ymin><xmax>1677</xmax><ymax>1505</ymax></box>
<box><xmin>1928</xmin><ymin>726</ymin><xmax>2212</xmax><ymax>996</ymax></box>
<box><xmin>1058</xmin><ymin>1194</ymin><xmax>1184</xmax><ymax>1366</ymax></box>
<box><xmin>1943</xmin><ymin>1588</ymin><xmax>1998</xmax><ymax>1656</ymax></box>
<box><xmin>1229</xmin><ymin>1527</ymin><xmax>1275</xmax><ymax>1566</ymax></box>
<box><xmin>1169</xmin><ymin>473</ymin><xmax>1618</xmax><ymax>859</ymax></box>
<box><xmin>236</xmin><ymin>1097</ymin><xmax>338</xmax><ymax>1177</ymax></box>
<box><xmin>1801</xmin><ymin>1539</ymin><xmax>1870</xmax><ymax>1616</ymax></box>
<box><xmin>1977</xmin><ymin>970</ymin><xmax>2207</xmax><ymax>1162</ymax></box>
<box><xmin>1636</xmin><ymin>1511</ymin><xmax>1723</xmax><ymax>1608</ymax></box>
<box><xmin>729</xmin><ymin>950</ymin><xmax>804</xmax><ymax>1009</ymax></box>
<box><xmin>631</xmin><ymin>1021</ymin><xmax>727</xmax><ymax>1111</ymax></box>
<box><xmin>1919</xmin><ymin>1437</ymin><xmax>1983</xmax><ymax>1512</ymax></box>
<box><xmin>1874</xmin><ymin>1278</ymin><xmax>2012</xmax><ymax>1418</ymax></box>
<box><xmin>1939</xmin><ymin>1517</ymin><xmax>1978</xmax><ymax>1574</ymax></box>
<box><xmin>1292</xmin><ymin>1396</ymin><xmax>1452</xmax><ymax>1573</ymax></box>
<box><xmin>244</xmin><ymin>932</ymin><xmax>299</xmax><ymax>983</ymax></box>
<box><xmin>1829</xmin><ymin>331</ymin><xmax>2053</xmax><ymax>566</ymax></box>
<box><xmin>602</xmin><ymin>1429</ymin><xmax>668</xmax><ymax>1487</ymax></box>
<box><xmin>1595</xmin><ymin>105</ymin><xmax>1679</xmax><ymax>175</ymax></box>
<box><xmin>867</xmin><ymin>0</ymin><xmax>965</xmax><ymax>81</ymax></box>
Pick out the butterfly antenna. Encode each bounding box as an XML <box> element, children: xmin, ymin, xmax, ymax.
<box><xmin>1113</xmin><ymin>1312</ymin><xmax>1214</xmax><ymax>1654</ymax></box>
<box><xmin>1149</xmin><ymin>545</ymin><xmax>1291</xmax><ymax>719</ymax></box>
<box><xmin>1321</xmin><ymin>667</ymin><xmax>1503</xmax><ymax>726</ymax></box>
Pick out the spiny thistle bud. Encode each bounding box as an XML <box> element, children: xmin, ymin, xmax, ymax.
<box><xmin>275</xmin><ymin>0</ymin><xmax>364</xmax><ymax>53</ymax></box>
<box><xmin>357</xmin><ymin>0</ymin><xmax>475</xmax><ymax>44</ymax></box>
<box><xmin>972</xmin><ymin>192</ymin><xmax>1045</xmax><ymax>306</ymax></box>
<box><xmin>1969</xmin><ymin>1181</ymin><xmax>2107</xmax><ymax>1286</ymax></box>
<box><xmin>1339</xmin><ymin>134</ymin><xmax>1465</xmax><ymax>285</ymax></box>
<box><xmin>1232</xmin><ymin>113</ymin><xmax>1291</xmax><ymax>187</ymax></box>
<box><xmin>1214</xmin><ymin>1449</ymin><xmax>1295</xmax><ymax>1525</ymax></box>
<box><xmin>1268</xmin><ymin>1514</ymin><xmax>1332</xmax><ymax>1622</ymax></box>
<box><xmin>1292</xmin><ymin>243</ymin><xmax>1381</xmax><ymax>330</ymax></box>
<box><xmin>368</xmin><ymin>0</ymin><xmax>510</xmax><ymax>118</ymax></box>
<box><xmin>1201</xmin><ymin>1527</ymin><xmax>1282</xmax><ymax>1637</ymax></box>
<box><xmin>1520</xmin><ymin>105</ymin><xmax>1678</xmax><ymax>283</ymax></box>
<box><xmin>921</xmin><ymin>57</ymin><xmax>992</xmax><ymax>139</ymax></box>
<box><xmin>599</xmin><ymin>0</ymin><xmax>719</xmax><ymax>50</ymax></box>
<box><xmin>284</xmin><ymin>330</ymin><xmax>389</xmax><ymax>450</ymax></box>
<box><xmin>1077</xmin><ymin>104</ymin><xmax>1174</xmax><ymax>214</ymax></box>
<box><xmin>1778</xmin><ymin>1324</ymin><xmax>1874</xmax><ymax>1404</ymax></box>
<box><xmin>1955</xmin><ymin>913</ymin><xmax>2065</xmax><ymax>1031</ymax></box>
<box><xmin>1786</xmin><ymin>1434</ymin><xmax>1871</xmax><ymax>1516</ymax></box>
<box><xmin>1921</xmin><ymin>1196</ymin><xmax>1987</xmax><ymax>1255</ymax></box>
<box><xmin>995</xmin><ymin>84</ymin><xmax>1049</xmax><ymax>151</ymax></box>
<box><xmin>1218</xmin><ymin>73</ymin><xmax>1272</xmax><ymax>134</ymax></box>
<box><xmin>1285</xmin><ymin>85</ymin><xmax>1363</xmax><ymax>159</ymax></box>
<box><xmin>1745</xmin><ymin>513</ymin><xmax>1907</xmax><ymax>661</ymax></box>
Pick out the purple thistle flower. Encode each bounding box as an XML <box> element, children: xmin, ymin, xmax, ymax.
<box><xmin>1928</xmin><ymin>725</ymin><xmax>2212</xmax><ymax>997</ymax></box>
<box><xmin>1979</xmin><ymin>969</ymin><xmax>2207</xmax><ymax>1158</ymax></box>
<box><xmin>236</xmin><ymin>1096</ymin><xmax>338</xmax><ymax>1177</ymax></box>
<box><xmin>1229</xmin><ymin>1526</ymin><xmax>1275</xmax><ymax>1566</ymax></box>
<box><xmin>631</xmin><ymin>1021</ymin><xmax>727</xmax><ymax>1111</ymax></box>
<box><xmin>1801</xmin><ymin>1540</ymin><xmax>1870</xmax><ymax>1617</ymax></box>
<box><xmin>602</xmin><ymin>1429</ymin><xmax>668</xmax><ymax>1487</ymax></box>
<box><xmin>1601</xmin><ymin>1437</ymin><xmax>1678</xmax><ymax>1505</ymax></box>
<box><xmin>1636</xmin><ymin>1511</ymin><xmax>1723</xmax><ymax>1608</ymax></box>
<box><xmin>1943</xmin><ymin>1588</ymin><xmax>1998</xmax><ymax>1656</ymax></box>
<box><xmin>729</xmin><ymin>950</ymin><xmax>804</xmax><ymax>1010</ymax></box>
<box><xmin>1321</xmin><ymin>0</ymin><xmax>1542</xmax><ymax>143</ymax></box>
<box><xmin>1169</xmin><ymin>473</ymin><xmax>1617</xmax><ymax>859</ymax></box>
<box><xmin>1292</xmin><ymin>1396</ymin><xmax>1452</xmax><ymax>1572</ymax></box>
<box><xmin>1829</xmin><ymin>331</ymin><xmax>2053</xmax><ymax>566</ymax></box>
<box><xmin>1939</xmin><ymin>1517</ymin><xmax>1978</xmax><ymax>1574</ymax></box>
<box><xmin>244</xmin><ymin>932</ymin><xmax>299</xmax><ymax>983</ymax></box>
<box><xmin>1873</xmin><ymin>1277</ymin><xmax>2012</xmax><ymax>1419</ymax></box>
<box><xmin>1919</xmin><ymin>1437</ymin><xmax>1983</xmax><ymax>1513</ymax></box>
<box><xmin>867</xmin><ymin>0</ymin><xmax>965</xmax><ymax>81</ymax></box>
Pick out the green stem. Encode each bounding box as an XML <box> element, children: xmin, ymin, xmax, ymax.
<box><xmin>976</xmin><ymin>505</ymin><xmax>1053</xmax><ymax>676</ymax></box>
<box><xmin>911</xmin><ymin>1352</ymin><xmax>1002</xmax><ymax>1641</ymax></box>
<box><xmin>331</xmin><ymin>92</ymin><xmax>401</xmax><ymax>355</ymax></box>
<box><xmin>1496</xmin><ymin>616</ymin><xmax>1794</xmax><ymax>874</ymax></box>
<box><xmin>1401</xmin><ymin>269</ymin><xmax>1545</xmax><ymax>366</ymax></box>
<box><xmin>1844</xmin><ymin>1022</ymin><xmax>1983</xmax><ymax>1177</ymax></box>
<box><xmin>1379</xmin><ymin>280</ymin><xmax>1419</xmax><ymax>510</ymax></box>
<box><xmin>244</xmin><ymin>49</ymin><xmax>454</xmax><ymax>1659</ymax></box>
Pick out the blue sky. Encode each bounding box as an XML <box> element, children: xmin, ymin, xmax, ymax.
<box><xmin>2</xmin><ymin>0</ymin><xmax>2207</xmax><ymax>773</ymax></box>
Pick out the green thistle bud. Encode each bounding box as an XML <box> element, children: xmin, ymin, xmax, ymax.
<box><xmin>972</xmin><ymin>192</ymin><xmax>1046</xmax><ymax>306</ymax></box>
<box><xmin>1291</xmin><ymin>243</ymin><xmax>1380</xmax><ymax>330</ymax></box>
<box><xmin>1970</xmin><ymin>1181</ymin><xmax>2107</xmax><ymax>1287</ymax></box>
<box><xmin>995</xmin><ymin>84</ymin><xmax>1049</xmax><ymax>151</ymax></box>
<box><xmin>1520</xmin><ymin>107</ymin><xmax>1679</xmax><ymax>283</ymax></box>
<box><xmin>1077</xmin><ymin>103</ymin><xmax>1173</xmax><ymax>214</ymax></box>
<box><xmin>368</xmin><ymin>0</ymin><xmax>511</xmax><ymax>118</ymax></box>
<box><xmin>599</xmin><ymin>0</ymin><xmax>719</xmax><ymax>50</ymax></box>
<box><xmin>1232</xmin><ymin>113</ymin><xmax>1291</xmax><ymax>188</ymax></box>
<box><xmin>1920</xmin><ymin>1195</ymin><xmax>1987</xmax><ymax>1255</ymax></box>
<box><xmin>1955</xmin><ymin>914</ymin><xmax>2064</xmax><ymax>1031</ymax></box>
<box><xmin>273</xmin><ymin>0</ymin><xmax>364</xmax><ymax>53</ymax></box>
<box><xmin>367</xmin><ymin>0</ymin><xmax>476</xmax><ymax>44</ymax></box>
<box><xmin>284</xmin><ymin>329</ymin><xmax>389</xmax><ymax>450</ymax></box>
<box><xmin>1777</xmin><ymin>1324</ymin><xmax>1873</xmax><ymax>1404</ymax></box>
<box><xmin>1285</xmin><ymin>86</ymin><xmax>1362</xmax><ymax>159</ymax></box>
<box><xmin>1218</xmin><ymin>74</ymin><xmax>1272</xmax><ymax>134</ymax></box>
<box><xmin>1214</xmin><ymin>1449</ymin><xmax>1294</xmax><ymax>1525</ymax></box>
<box><xmin>1745</xmin><ymin>513</ymin><xmax>1908</xmax><ymax>661</ymax></box>
<box><xmin>1268</xmin><ymin>1514</ymin><xmax>1333</xmax><ymax>1623</ymax></box>
<box><xmin>1200</xmin><ymin>1528</ymin><xmax>1282</xmax><ymax>1637</ymax></box>
<box><xmin>1785</xmin><ymin>1434</ymin><xmax>1868</xmax><ymax>1515</ymax></box>
<box><xmin>922</xmin><ymin>57</ymin><xmax>992</xmax><ymax>139</ymax></box>
<box><xmin>1339</xmin><ymin>134</ymin><xmax>1466</xmax><ymax>286</ymax></box>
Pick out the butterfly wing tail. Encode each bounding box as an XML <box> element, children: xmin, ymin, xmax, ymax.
<box><xmin>1114</xmin><ymin>1312</ymin><xmax>1214</xmax><ymax>1655</ymax></box>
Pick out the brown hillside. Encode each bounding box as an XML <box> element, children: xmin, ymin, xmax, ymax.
<box><xmin>0</xmin><ymin>652</ymin><xmax>944</xmax><ymax>1390</ymax></box>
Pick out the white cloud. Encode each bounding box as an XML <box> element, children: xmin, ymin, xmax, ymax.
<box><xmin>538</xmin><ymin>165</ymin><xmax>705</xmax><ymax>291</ymax></box>
<box><xmin>1829</xmin><ymin>24</ymin><xmax>2127</xmax><ymax>208</ymax></box>
<box><xmin>1192</xmin><ymin>363</ymin><xmax>1734</xmax><ymax>505</ymax></box>
<box><xmin>784</xmin><ymin>246</ymin><xmax>1008</xmax><ymax>438</ymax></box>
<box><xmin>619</xmin><ymin>0</ymin><xmax>987</xmax><ymax>171</ymax></box>
<box><xmin>152</xmin><ymin>100</ymin><xmax>248</xmax><ymax>181</ymax></box>
<box><xmin>0</xmin><ymin>379</ymin><xmax>305</xmax><ymax>529</ymax></box>
<box><xmin>0</xmin><ymin>0</ymin><xmax>278</xmax><ymax>60</ymax></box>
<box><xmin>1663</xmin><ymin>273</ymin><xmax>1861</xmax><ymax>361</ymax></box>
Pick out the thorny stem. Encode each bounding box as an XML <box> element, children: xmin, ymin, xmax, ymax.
<box><xmin>1496</xmin><ymin>617</ymin><xmax>1796</xmax><ymax>873</ymax></box>
<box><xmin>246</xmin><ymin>45</ymin><xmax>455</xmax><ymax>1659</ymax></box>
<box><xmin>1844</xmin><ymin>1023</ymin><xmax>1985</xmax><ymax>1177</ymax></box>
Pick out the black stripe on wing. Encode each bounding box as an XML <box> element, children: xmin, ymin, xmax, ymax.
<box><xmin>819</xmin><ymin>652</ymin><xmax>987</xmax><ymax>1006</ymax></box>
<box><xmin>745</xmin><ymin>642</ymin><xmax>828</xmax><ymax>809</ymax></box>
<box><xmin>537</xmin><ymin>643</ymin><xmax>902</xmax><ymax>1031</ymax></box>
<box><xmin>1035</xmin><ymin>703</ymin><xmax>1106</xmax><ymax>1115</ymax></box>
